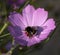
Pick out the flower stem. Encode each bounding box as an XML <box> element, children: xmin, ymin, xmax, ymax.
<box><xmin>18</xmin><ymin>0</ymin><xmax>30</xmax><ymax>12</ymax></box>
<box><xmin>6</xmin><ymin>47</ymin><xmax>14</xmax><ymax>55</ymax></box>
<box><xmin>45</xmin><ymin>37</ymin><xmax>50</xmax><ymax>43</ymax></box>
<box><xmin>0</xmin><ymin>52</ymin><xmax>2</xmax><ymax>55</ymax></box>
<box><xmin>0</xmin><ymin>33</ymin><xmax>10</xmax><ymax>37</ymax></box>
<box><xmin>0</xmin><ymin>22</ymin><xmax>8</xmax><ymax>35</ymax></box>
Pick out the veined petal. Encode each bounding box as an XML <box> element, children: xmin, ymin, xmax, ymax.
<box><xmin>22</xmin><ymin>4</ymin><xmax>35</xmax><ymax>26</ymax></box>
<box><xmin>8</xmin><ymin>12</ymin><xmax>26</xmax><ymax>30</ymax></box>
<box><xmin>15</xmin><ymin>37</ymin><xmax>28</xmax><ymax>46</ymax></box>
<box><xmin>43</xmin><ymin>18</ymin><xmax>56</xmax><ymax>30</ymax></box>
<box><xmin>27</xmin><ymin>36</ymin><xmax>40</xmax><ymax>46</ymax></box>
<box><xmin>14</xmin><ymin>34</ymin><xmax>29</xmax><ymax>46</ymax></box>
<box><xmin>41</xmin><ymin>18</ymin><xmax>56</xmax><ymax>34</ymax></box>
<box><xmin>8</xmin><ymin>26</ymin><xmax>23</xmax><ymax>37</ymax></box>
<box><xmin>38</xmin><ymin>32</ymin><xmax>50</xmax><ymax>41</ymax></box>
<box><xmin>32</xmin><ymin>8</ymin><xmax>48</xmax><ymax>26</ymax></box>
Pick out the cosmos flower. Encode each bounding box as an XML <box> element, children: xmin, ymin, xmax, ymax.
<box><xmin>8</xmin><ymin>4</ymin><xmax>56</xmax><ymax>46</ymax></box>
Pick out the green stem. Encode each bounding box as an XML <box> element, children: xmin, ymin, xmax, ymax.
<box><xmin>0</xmin><ymin>52</ymin><xmax>2</xmax><ymax>55</ymax></box>
<box><xmin>6</xmin><ymin>42</ymin><xmax>19</xmax><ymax>55</ymax></box>
<box><xmin>18</xmin><ymin>0</ymin><xmax>30</xmax><ymax>12</ymax></box>
<box><xmin>0</xmin><ymin>33</ymin><xmax>10</xmax><ymax>37</ymax></box>
<box><xmin>6</xmin><ymin>47</ymin><xmax>14</xmax><ymax>55</ymax></box>
<box><xmin>45</xmin><ymin>37</ymin><xmax>50</xmax><ymax>43</ymax></box>
<box><xmin>0</xmin><ymin>22</ymin><xmax>8</xmax><ymax>35</ymax></box>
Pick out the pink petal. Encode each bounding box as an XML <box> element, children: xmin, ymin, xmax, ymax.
<box><xmin>8</xmin><ymin>12</ymin><xmax>26</xmax><ymax>30</ymax></box>
<box><xmin>32</xmin><ymin>8</ymin><xmax>48</xmax><ymax>26</ymax></box>
<box><xmin>14</xmin><ymin>34</ymin><xmax>29</xmax><ymax>46</ymax></box>
<box><xmin>8</xmin><ymin>26</ymin><xmax>29</xmax><ymax>46</ymax></box>
<box><xmin>27</xmin><ymin>36</ymin><xmax>40</xmax><ymax>46</ymax></box>
<box><xmin>15</xmin><ymin>37</ymin><xmax>28</xmax><ymax>46</ymax></box>
<box><xmin>41</xmin><ymin>18</ymin><xmax>56</xmax><ymax>34</ymax></box>
<box><xmin>39</xmin><ymin>32</ymin><xmax>50</xmax><ymax>41</ymax></box>
<box><xmin>8</xmin><ymin>26</ymin><xmax>23</xmax><ymax>38</ymax></box>
<box><xmin>27</xmin><ymin>31</ymin><xmax>50</xmax><ymax>46</ymax></box>
<box><xmin>22</xmin><ymin>4</ymin><xmax>35</xmax><ymax>26</ymax></box>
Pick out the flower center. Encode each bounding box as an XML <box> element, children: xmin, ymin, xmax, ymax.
<box><xmin>25</xmin><ymin>26</ymin><xmax>43</xmax><ymax>37</ymax></box>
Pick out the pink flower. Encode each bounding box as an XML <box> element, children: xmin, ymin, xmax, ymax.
<box><xmin>8</xmin><ymin>4</ymin><xmax>56</xmax><ymax>46</ymax></box>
